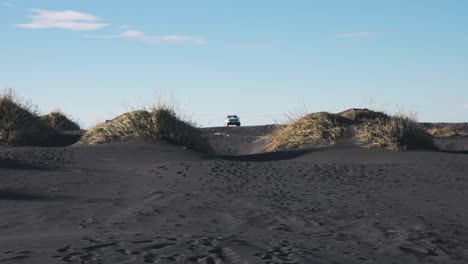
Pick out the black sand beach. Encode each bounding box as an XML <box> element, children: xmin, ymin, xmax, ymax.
<box><xmin>1</xmin><ymin>126</ymin><xmax>468</xmax><ymax>264</ymax></box>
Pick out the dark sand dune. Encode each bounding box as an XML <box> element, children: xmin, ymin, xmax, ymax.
<box><xmin>1</xmin><ymin>126</ymin><xmax>468</xmax><ymax>263</ymax></box>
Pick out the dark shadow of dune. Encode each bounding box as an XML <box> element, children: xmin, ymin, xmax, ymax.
<box><xmin>216</xmin><ymin>148</ymin><xmax>322</xmax><ymax>162</ymax></box>
<box><xmin>438</xmin><ymin>149</ymin><xmax>468</xmax><ymax>155</ymax></box>
<box><xmin>49</xmin><ymin>132</ymin><xmax>83</xmax><ymax>147</ymax></box>
<box><xmin>0</xmin><ymin>189</ymin><xmax>85</xmax><ymax>202</ymax></box>
<box><xmin>0</xmin><ymin>190</ymin><xmax>54</xmax><ymax>201</ymax></box>
<box><xmin>0</xmin><ymin>159</ymin><xmax>49</xmax><ymax>170</ymax></box>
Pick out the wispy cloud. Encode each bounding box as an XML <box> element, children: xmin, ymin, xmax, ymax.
<box><xmin>86</xmin><ymin>30</ymin><xmax>206</xmax><ymax>45</ymax></box>
<box><xmin>333</xmin><ymin>32</ymin><xmax>378</xmax><ymax>39</ymax></box>
<box><xmin>226</xmin><ymin>43</ymin><xmax>278</xmax><ymax>49</ymax></box>
<box><xmin>464</xmin><ymin>104</ymin><xmax>468</xmax><ymax>109</ymax></box>
<box><xmin>1</xmin><ymin>1</ymin><xmax>13</xmax><ymax>7</ymax></box>
<box><xmin>17</xmin><ymin>9</ymin><xmax>108</xmax><ymax>31</ymax></box>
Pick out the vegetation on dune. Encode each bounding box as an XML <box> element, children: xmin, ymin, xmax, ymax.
<box><xmin>264</xmin><ymin>108</ymin><xmax>434</xmax><ymax>151</ymax></box>
<box><xmin>356</xmin><ymin>114</ymin><xmax>434</xmax><ymax>151</ymax></box>
<box><xmin>41</xmin><ymin>111</ymin><xmax>81</xmax><ymax>132</ymax></box>
<box><xmin>0</xmin><ymin>87</ymin><xmax>438</xmax><ymax>152</ymax></box>
<box><xmin>338</xmin><ymin>108</ymin><xmax>388</xmax><ymax>122</ymax></box>
<box><xmin>427</xmin><ymin>126</ymin><xmax>467</xmax><ymax>137</ymax></box>
<box><xmin>264</xmin><ymin>112</ymin><xmax>348</xmax><ymax>150</ymax></box>
<box><xmin>82</xmin><ymin>106</ymin><xmax>212</xmax><ymax>153</ymax></box>
<box><xmin>0</xmin><ymin>89</ymin><xmax>59</xmax><ymax>146</ymax></box>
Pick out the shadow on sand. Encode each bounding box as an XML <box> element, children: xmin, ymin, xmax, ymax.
<box><xmin>216</xmin><ymin>148</ymin><xmax>322</xmax><ymax>162</ymax></box>
<box><xmin>0</xmin><ymin>159</ymin><xmax>49</xmax><ymax>170</ymax></box>
<box><xmin>0</xmin><ymin>189</ymin><xmax>118</xmax><ymax>204</ymax></box>
<box><xmin>0</xmin><ymin>190</ymin><xmax>55</xmax><ymax>201</ymax></box>
<box><xmin>438</xmin><ymin>149</ymin><xmax>468</xmax><ymax>155</ymax></box>
<box><xmin>46</xmin><ymin>132</ymin><xmax>83</xmax><ymax>147</ymax></box>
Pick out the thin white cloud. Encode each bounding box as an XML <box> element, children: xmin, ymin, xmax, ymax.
<box><xmin>333</xmin><ymin>32</ymin><xmax>378</xmax><ymax>39</ymax></box>
<box><xmin>86</xmin><ymin>30</ymin><xmax>206</xmax><ymax>45</ymax></box>
<box><xmin>1</xmin><ymin>1</ymin><xmax>13</xmax><ymax>7</ymax></box>
<box><xmin>17</xmin><ymin>9</ymin><xmax>108</xmax><ymax>31</ymax></box>
<box><xmin>463</xmin><ymin>104</ymin><xmax>468</xmax><ymax>109</ymax></box>
<box><xmin>226</xmin><ymin>43</ymin><xmax>278</xmax><ymax>49</ymax></box>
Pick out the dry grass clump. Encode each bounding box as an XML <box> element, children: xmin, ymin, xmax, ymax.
<box><xmin>41</xmin><ymin>111</ymin><xmax>80</xmax><ymax>132</ymax></box>
<box><xmin>338</xmin><ymin>108</ymin><xmax>388</xmax><ymax>121</ymax></box>
<box><xmin>264</xmin><ymin>112</ymin><xmax>350</xmax><ymax>151</ymax></box>
<box><xmin>82</xmin><ymin>107</ymin><xmax>212</xmax><ymax>153</ymax></box>
<box><xmin>264</xmin><ymin>108</ymin><xmax>434</xmax><ymax>151</ymax></box>
<box><xmin>356</xmin><ymin>114</ymin><xmax>434</xmax><ymax>151</ymax></box>
<box><xmin>0</xmin><ymin>89</ymin><xmax>59</xmax><ymax>146</ymax></box>
<box><xmin>427</xmin><ymin>127</ymin><xmax>467</xmax><ymax>137</ymax></box>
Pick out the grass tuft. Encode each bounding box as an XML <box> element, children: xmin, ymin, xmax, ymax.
<box><xmin>356</xmin><ymin>114</ymin><xmax>434</xmax><ymax>151</ymax></box>
<box><xmin>264</xmin><ymin>108</ymin><xmax>434</xmax><ymax>151</ymax></box>
<box><xmin>0</xmin><ymin>89</ymin><xmax>59</xmax><ymax>146</ymax></box>
<box><xmin>338</xmin><ymin>108</ymin><xmax>388</xmax><ymax>121</ymax></box>
<box><xmin>427</xmin><ymin>127</ymin><xmax>468</xmax><ymax>137</ymax></box>
<box><xmin>41</xmin><ymin>111</ymin><xmax>81</xmax><ymax>131</ymax></box>
<box><xmin>82</xmin><ymin>106</ymin><xmax>212</xmax><ymax>153</ymax></box>
<box><xmin>264</xmin><ymin>112</ymin><xmax>349</xmax><ymax>151</ymax></box>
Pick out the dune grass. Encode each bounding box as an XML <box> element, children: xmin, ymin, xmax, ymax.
<box><xmin>338</xmin><ymin>108</ymin><xmax>389</xmax><ymax>122</ymax></box>
<box><xmin>263</xmin><ymin>112</ymin><xmax>349</xmax><ymax>151</ymax></box>
<box><xmin>264</xmin><ymin>108</ymin><xmax>434</xmax><ymax>151</ymax></box>
<box><xmin>0</xmin><ymin>89</ymin><xmax>60</xmax><ymax>146</ymax></box>
<box><xmin>427</xmin><ymin>126</ymin><xmax>468</xmax><ymax>137</ymax></box>
<box><xmin>356</xmin><ymin>114</ymin><xmax>434</xmax><ymax>151</ymax></box>
<box><xmin>82</xmin><ymin>106</ymin><xmax>212</xmax><ymax>153</ymax></box>
<box><xmin>41</xmin><ymin>111</ymin><xmax>81</xmax><ymax>132</ymax></box>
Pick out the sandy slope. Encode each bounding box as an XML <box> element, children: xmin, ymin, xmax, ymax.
<box><xmin>1</xmin><ymin>127</ymin><xmax>468</xmax><ymax>264</ymax></box>
<box><xmin>201</xmin><ymin>125</ymin><xmax>280</xmax><ymax>155</ymax></box>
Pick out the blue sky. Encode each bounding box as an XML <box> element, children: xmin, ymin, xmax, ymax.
<box><xmin>1</xmin><ymin>0</ymin><xmax>467</xmax><ymax>127</ymax></box>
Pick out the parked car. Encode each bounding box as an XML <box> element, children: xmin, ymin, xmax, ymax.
<box><xmin>224</xmin><ymin>115</ymin><xmax>241</xmax><ymax>127</ymax></box>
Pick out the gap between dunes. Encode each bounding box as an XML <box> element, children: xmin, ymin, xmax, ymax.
<box><xmin>201</xmin><ymin>125</ymin><xmax>468</xmax><ymax>157</ymax></box>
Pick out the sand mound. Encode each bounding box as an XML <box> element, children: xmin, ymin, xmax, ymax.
<box><xmin>263</xmin><ymin>112</ymin><xmax>349</xmax><ymax>151</ymax></box>
<box><xmin>0</xmin><ymin>91</ymin><xmax>60</xmax><ymax>146</ymax></box>
<box><xmin>41</xmin><ymin>111</ymin><xmax>80</xmax><ymax>132</ymax></box>
<box><xmin>81</xmin><ymin>108</ymin><xmax>212</xmax><ymax>153</ymax></box>
<box><xmin>264</xmin><ymin>108</ymin><xmax>434</xmax><ymax>151</ymax></box>
<box><xmin>356</xmin><ymin>115</ymin><xmax>434</xmax><ymax>150</ymax></box>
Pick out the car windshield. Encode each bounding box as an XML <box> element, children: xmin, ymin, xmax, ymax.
<box><xmin>228</xmin><ymin>115</ymin><xmax>238</xmax><ymax>118</ymax></box>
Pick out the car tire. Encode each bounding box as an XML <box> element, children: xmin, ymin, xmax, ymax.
<box><xmin>236</xmin><ymin>123</ymin><xmax>240</xmax><ymax>127</ymax></box>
